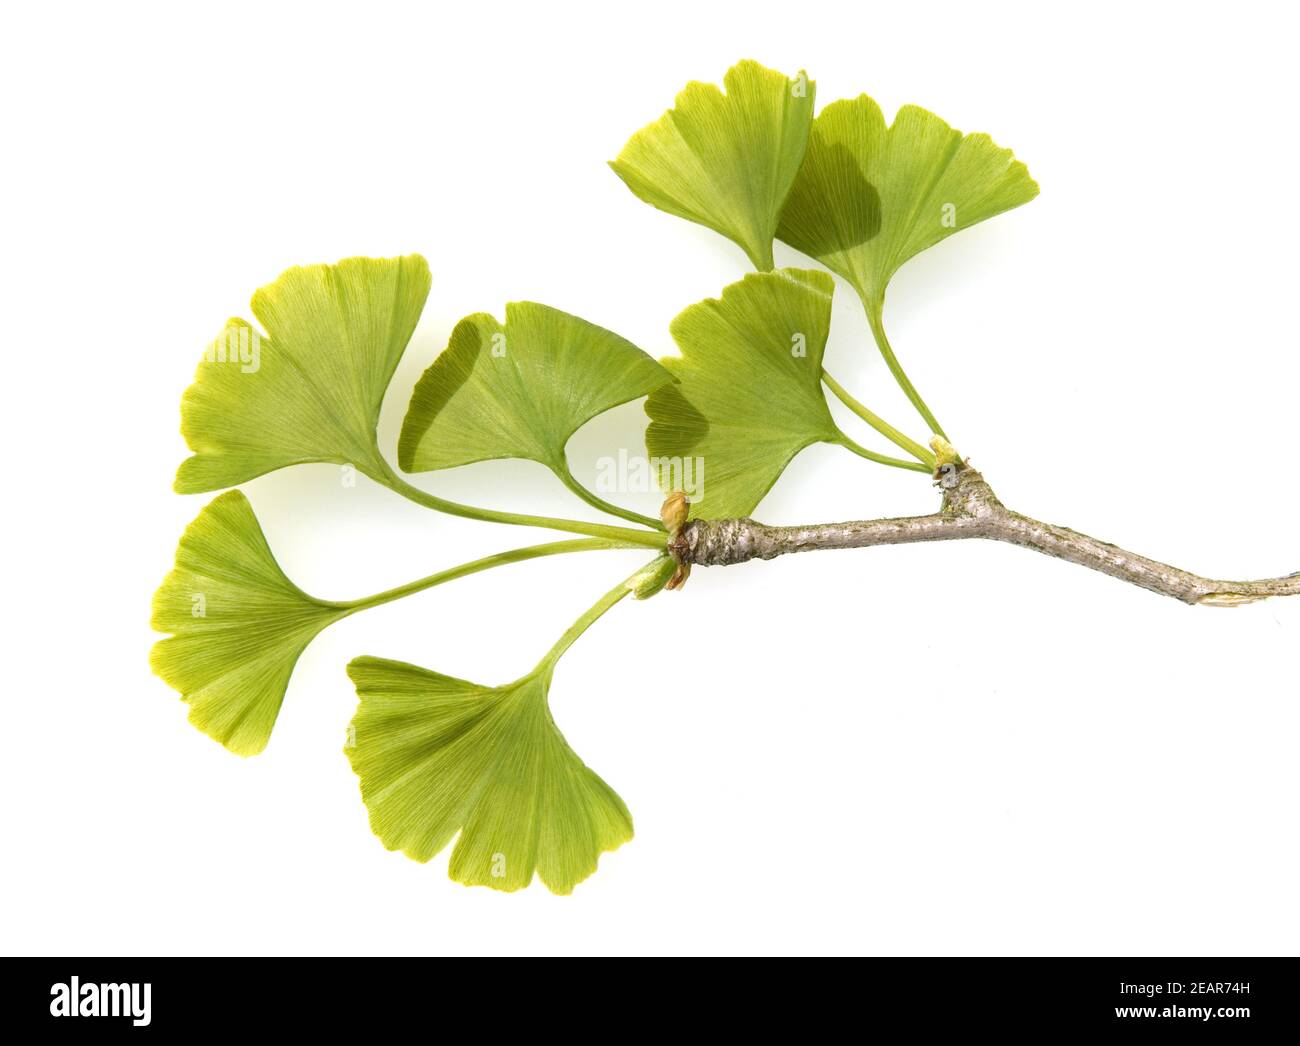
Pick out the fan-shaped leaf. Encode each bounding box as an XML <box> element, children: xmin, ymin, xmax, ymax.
<box><xmin>175</xmin><ymin>254</ymin><xmax>431</xmax><ymax>492</ymax></box>
<box><xmin>611</xmin><ymin>59</ymin><xmax>815</xmax><ymax>270</ymax></box>
<box><xmin>397</xmin><ymin>302</ymin><xmax>670</xmax><ymax>476</ymax></box>
<box><xmin>346</xmin><ymin>656</ymin><xmax>632</xmax><ymax>894</ymax></box>
<box><xmin>778</xmin><ymin>97</ymin><xmax>1038</xmax><ymax>302</ymax></box>
<box><xmin>150</xmin><ymin>491</ymin><xmax>346</xmax><ymax>755</ymax></box>
<box><xmin>646</xmin><ymin>269</ymin><xmax>841</xmax><ymax>519</ymax></box>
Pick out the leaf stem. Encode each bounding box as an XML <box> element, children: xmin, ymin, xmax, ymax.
<box><xmin>821</xmin><ymin>371</ymin><xmax>936</xmax><ymax>466</ymax></box>
<box><xmin>835</xmin><ymin>434</ymin><xmax>932</xmax><ymax>473</ymax></box>
<box><xmin>552</xmin><ymin>456</ymin><xmax>665</xmax><ymax>531</ymax></box>
<box><xmin>862</xmin><ymin>293</ymin><xmax>949</xmax><ymax>440</ymax></box>
<box><xmin>368</xmin><ymin>459</ymin><xmax>665</xmax><ymax>549</ymax></box>
<box><xmin>341</xmin><ymin>538</ymin><xmax>636</xmax><ymax>614</ymax></box>
<box><xmin>539</xmin><ymin>575</ymin><xmax>636</xmax><ymax>671</ymax></box>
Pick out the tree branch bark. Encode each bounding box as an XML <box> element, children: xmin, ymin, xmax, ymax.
<box><xmin>674</xmin><ymin>465</ymin><xmax>1300</xmax><ymax>606</ymax></box>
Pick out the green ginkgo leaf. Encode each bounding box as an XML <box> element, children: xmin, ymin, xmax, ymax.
<box><xmin>151</xmin><ymin>491</ymin><xmax>347</xmax><ymax>755</ymax></box>
<box><xmin>777</xmin><ymin>96</ymin><xmax>1038</xmax><ymax>303</ymax></box>
<box><xmin>397</xmin><ymin>302</ymin><xmax>671</xmax><ymax>476</ymax></box>
<box><xmin>646</xmin><ymin>269</ymin><xmax>842</xmax><ymax>519</ymax></box>
<box><xmin>611</xmin><ymin>59</ymin><xmax>815</xmax><ymax>270</ymax></box>
<box><xmin>175</xmin><ymin>254</ymin><xmax>431</xmax><ymax>493</ymax></box>
<box><xmin>345</xmin><ymin>655</ymin><xmax>633</xmax><ymax>894</ymax></box>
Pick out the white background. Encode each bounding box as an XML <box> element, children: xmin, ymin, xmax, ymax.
<box><xmin>3</xmin><ymin>1</ymin><xmax>1298</xmax><ymax>957</ymax></box>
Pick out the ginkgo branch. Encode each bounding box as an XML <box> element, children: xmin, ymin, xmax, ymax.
<box><xmin>674</xmin><ymin>465</ymin><xmax>1300</xmax><ymax>606</ymax></box>
<box><xmin>161</xmin><ymin>57</ymin><xmax>1253</xmax><ymax>895</ymax></box>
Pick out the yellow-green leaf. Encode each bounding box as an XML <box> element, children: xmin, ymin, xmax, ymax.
<box><xmin>646</xmin><ymin>269</ymin><xmax>841</xmax><ymax>519</ymax></box>
<box><xmin>778</xmin><ymin>96</ymin><xmax>1038</xmax><ymax>302</ymax></box>
<box><xmin>175</xmin><ymin>254</ymin><xmax>431</xmax><ymax>492</ymax></box>
<box><xmin>397</xmin><ymin>302</ymin><xmax>670</xmax><ymax>476</ymax></box>
<box><xmin>611</xmin><ymin>59</ymin><xmax>815</xmax><ymax>270</ymax></box>
<box><xmin>346</xmin><ymin>656</ymin><xmax>633</xmax><ymax>894</ymax></box>
<box><xmin>150</xmin><ymin>491</ymin><xmax>346</xmax><ymax>755</ymax></box>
